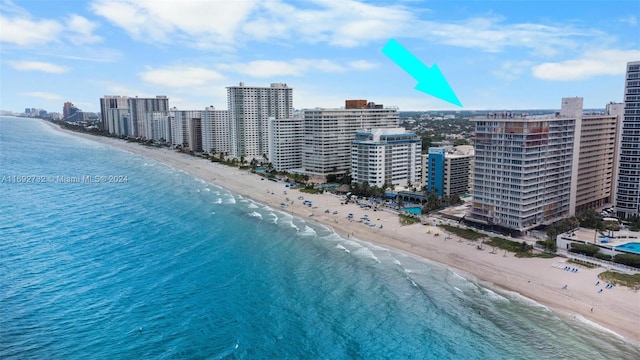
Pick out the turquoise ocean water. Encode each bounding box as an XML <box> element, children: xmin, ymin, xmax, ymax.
<box><xmin>1</xmin><ymin>116</ymin><xmax>638</xmax><ymax>359</ymax></box>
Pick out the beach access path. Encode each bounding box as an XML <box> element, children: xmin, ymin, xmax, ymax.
<box><xmin>54</xmin><ymin>126</ymin><xmax>640</xmax><ymax>344</ymax></box>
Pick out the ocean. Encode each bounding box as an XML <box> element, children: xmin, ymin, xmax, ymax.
<box><xmin>1</xmin><ymin>116</ymin><xmax>638</xmax><ymax>359</ymax></box>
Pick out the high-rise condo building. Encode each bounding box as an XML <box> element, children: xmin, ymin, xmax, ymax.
<box><xmin>469</xmin><ymin>97</ymin><xmax>623</xmax><ymax>234</ymax></box>
<box><xmin>63</xmin><ymin>102</ymin><xmax>75</xmax><ymax>120</ymax></box>
<box><xmin>303</xmin><ymin>100</ymin><xmax>399</xmax><ymax>178</ymax></box>
<box><xmin>615</xmin><ymin>61</ymin><xmax>640</xmax><ymax>219</ymax></box>
<box><xmin>575</xmin><ymin>102</ymin><xmax>623</xmax><ymax>213</ymax></box>
<box><xmin>350</xmin><ymin>128</ymin><xmax>421</xmax><ymax>188</ymax></box>
<box><xmin>470</xmin><ymin>110</ymin><xmax>576</xmax><ymax>234</ymax></box>
<box><xmin>170</xmin><ymin>109</ymin><xmax>201</xmax><ymax>150</ymax></box>
<box><xmin>227</xmin><ymin>82</ymin><xmax>293</xmax><ymax>159</ymax></box>
<box><xmin>425</xmin><ymin>145</ymin><xmax>474</xmax><ymax>197</ymax></box>
<box><xmin>147</xmin><ymin>111</ymin><xmax>171</xmax><ymax>143</ymax></box>
<box><xmin>202</xmin><ymin>107</ymin><xmax>230</xmax><ymax>154</ymax></box>
<box><xmin>128</xmin><ymin>96</ymin><xmax>169</xmax><ymax>138</ymax></box>
<box><xmin>100</xmin><ymin>96</ymin><xmax>129</xmax><ymax>135</ymax></box>
<box><xmin>268</xmin><ymin>115</ymin><xmax>304</xmax><ymax>171</ymax></box>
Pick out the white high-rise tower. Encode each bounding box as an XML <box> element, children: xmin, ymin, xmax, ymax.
<box><xmin>227</xmin><ymin>82</ymin><xmax>293</xmax><ymax>159</ymax></box>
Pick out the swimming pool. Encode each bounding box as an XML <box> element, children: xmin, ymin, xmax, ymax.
<box><xmin>403</xmin><ymin>206</ymin><xmax>422</xmax><ymax>215</ymax></box>
<box><xmin>615</xmin><ymin>242</ymin><xmax>640</xmax><ymax>255</ymax></box>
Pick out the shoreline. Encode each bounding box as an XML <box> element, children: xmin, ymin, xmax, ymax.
<box><xmin>44</xmin><ymin>122</ymin><xmax>640</xmax><ymax>345</ymax></box>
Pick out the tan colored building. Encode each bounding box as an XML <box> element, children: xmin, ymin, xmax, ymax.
<box><xmin>469</xmin><ymin>97</ymin><xmax>623</xmax><ymax>234</ymax></box>
<box><xmin>574</xmin><ymin>102</ymin><xmax>623</xmax><ymax>213</ymax></box>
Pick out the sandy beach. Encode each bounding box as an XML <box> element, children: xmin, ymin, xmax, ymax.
<box><xmin>52</xmin><ymin>124</ymin><xmax>640</xmax><ymax>344</ymax></box>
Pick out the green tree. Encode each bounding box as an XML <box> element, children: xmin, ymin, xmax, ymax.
<box><xmin>629</xmin><ymin>216</ymin><xmax>640</xmax><ymax>232</ymax></box>
<box><xmin>578</xmin><ymin>209</ymin><xmax>604</xmax><ymax>230</ymax></box>
<box><xmin>449</xmin><ymin>194</ymin><xmax>463</xmax><ymax>206</ymax></box>
<box><xmin>341</xmin><ymin>171</ymin><xmax>352</xmax><ymax>185</ymax></box>
<box><xmin>422</xmin><ymin>191</ymin><xmax>442</xmax><ymax>213</ymax></box>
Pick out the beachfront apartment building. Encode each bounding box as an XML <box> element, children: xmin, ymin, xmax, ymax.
<box><xmin>350</xmin><ymin>128</ymin><xmax>421</xmax><ymax>188</ymax></box>
<box><xmin>63</xmin><ymin>102</ymin><xmax>75</xmax><ymax>120</ymax></box>
<box><xmin>201</xmin><ymin>107</ymin><xmax>230</xmax><ymax>154</ymax></box>
<box><xmin>128</xmin><ymin>96</ymin><xmax>170</xmax><ymax>138</ymax></box>
<box><xmin>302</xmin><ymin>101</ymin><xmax>399</xmax><ymax>178</ymax></box>
<box><xmin>425</xmin><ymin>145</ymin><xmax>474</xmax><ymax>197</ymax></box>
<box><xmin>470</xmin><ymin>112</ymin><xmax>576</xmax><ymax>235</ymax></box>
<box><xmin>469</xmin><ymin>97</ymin><xmax>623</xmax><ymax>235</ymax></box>
<box><xmin>100</xmin><ymin>96</ymin><xmax>129</xmax><ymax>135</ymax></box>
<box><xmin>615</xmin><ymin>61</ymin><xmax>640</xmax><ymax>220</ymax></box>
<box><xmin>146</xmin><ymin>111</ymin><xmax>171</xmax><ymax>143</ymax></box>
<box><xmin>268</xmin><ymin>116</ymin><xmax>304</xmax><ymax>171</ymax></box>
<box><xmin>575</xmin><ymin>102</ymin><xmax>623</xmax><ymax>213</ymax></box>
<box><xmin>227</xmin><ymin>82</ymin><xmax>293</xmax><ymax>160</ymax></box>
<box><xmin>170</xmin><ymin>109</ymin><xmax>201</xmax><ymax>150</ymax></box>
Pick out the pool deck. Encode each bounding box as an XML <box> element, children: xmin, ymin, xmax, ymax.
<box><xmin>558</xmin><ymin>228</ymin><xmax>640</xmax><ymax>256</ymax></box>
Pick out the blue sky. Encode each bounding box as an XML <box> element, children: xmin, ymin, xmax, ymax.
<box><xmin>1</xmin><ymin>0</ymin><xmax>638</xmax><ymax>113</ymax></box>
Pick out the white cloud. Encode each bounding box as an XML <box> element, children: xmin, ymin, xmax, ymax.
<box><xmin>8</xmin><ymin>60</ymin><xmax>69</xmax><ymax>73</ymax></box>
<box><xmin>221</xmin><ymin>60</ymin><xmax>305</xmax><ymax>78</ymax></box>
<box><xmin>67</xmin><ymin>14</ymin><xmax>102</xmax><ymax>45</ymax></box>
<box><xmin>37</xmin><ymin>48</ymin><xmax>122</xmax><ymax>63</ymax></box>
<box><xmin>91</xmin><ymin>0</ymin><xmax>258</xmax><ymax>46</ymax></box>
<box><xmin>348</xmin><ymin>60</ymin><xmax>378</xmax><ymax>70</ymax></box>
<box><xmin>219</xmin><ymin>58</ymin><xmax>377</xmax><ymax>78</ymax></box>
<box><xmin>102</xmin><ymin>82</ymin><xmax>143</xmax><ymax>96</ymax></box>
<box><xmin>0</xmin><ymin>2</ymin><xmax>101</xmax><ymax>46</ymax></box>
<box><xmin>90</xmin><ymin>0</ymin><xmax>413</xmax><ymax>49</ymax></box>
<box><xmin>0</xmin><ymin>14</ymin><xmax>63</xmax><ymax>46</ymax></box>
<box><xmin>492</xmin><ymin>60</ymin><xmax>533</xmax><ymax>81</ymax></box>
<box><xmin>89</xmin><ymin>0</ymin><xmax>603</xmax><ymax>56</ymax></box>
<box><xmin>139</xmin><ymin>66</ymin><xmax>226</xmax><ymax>87</ymax></box>
<box><xmin>307</xmin><ymin>0</ymin><xmax>412</xmax><ymax>47</ymax></box>
<box><xmin>169</xmin><ymin>92</ymin><xmax>228</xmax><ymax>110</ymax></box>
<box><xmin>532</xmin><ymin>49</ymin><xmax>640</xmax><ymax>81</ymax></box>
<box><xmin>618</xmin><ymin>15</ymin><xmax>637</xmax><ymax>27</ymax></box>
<box><xmin>20</xmin><ymin>91</ymin><xmax>62</xmax><ymax>100</ymax></box>
<box><xmin>421</xmin><ymin>17</ymin><xmax>596</xmax><ymax>56</ymax></box>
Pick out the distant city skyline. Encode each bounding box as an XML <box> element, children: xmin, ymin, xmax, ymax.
<box><xmin>1</xmin><ymin>0</ymin><xmax>639</xmax><ymax>113</ymax></box>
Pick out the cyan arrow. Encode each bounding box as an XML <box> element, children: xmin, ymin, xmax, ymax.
<box><xmin>382</xmin><ymin>38</ymin><xmax>462</xmax><ymax>107</ymax></box>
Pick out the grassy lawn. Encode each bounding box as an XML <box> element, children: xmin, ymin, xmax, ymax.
<box><xmin>598</xmin><ymin>271</ymin><xmax>640</xmax><ymax>290</ymax></box>
<box><xmin>440</xmin><ymin>224</ymin><xmax>485</xmax><ymax>240</ymax></box>
<box><xmin>399</xmin><ymin>214</ymin><xmax>421</xmax><ymax>225</ymax></box>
